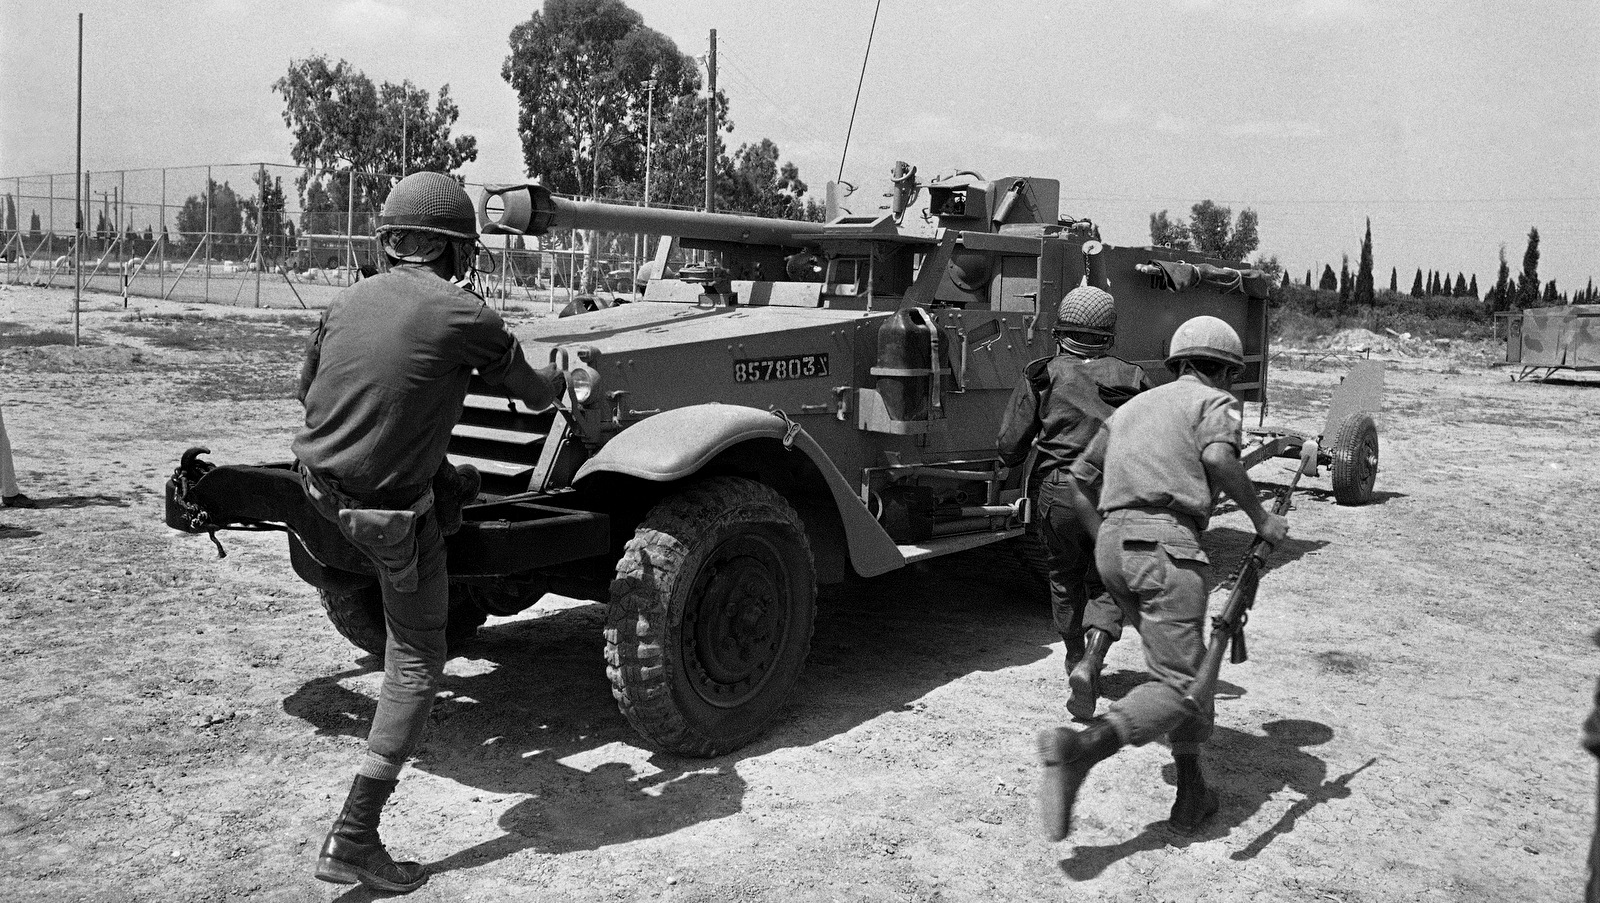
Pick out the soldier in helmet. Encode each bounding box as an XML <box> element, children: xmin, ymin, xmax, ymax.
<box><xmin>998</xmin><ymin>284</ymin><xmax>1149</xmax><ymax>715</ymax></box>
<box><xmin>1036</xmin><ymin>315</ymin><xmax>1289</xmax><ymax>841</ymax></box>
<box><xmin>295</xmin><ymin>171</ymin><xmax>565</xmax><ymax>893</ymax></box>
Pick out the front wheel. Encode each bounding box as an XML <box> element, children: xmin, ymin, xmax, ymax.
<box><xmin>605</xmin><ymin>476</ymin><xmax>817</xmax><ymax>757</ymax></box>
<box><xmin>1329</xmin><ymin>412</ymin><xmax>1379</xmax><ymax>505</ymax></box>
<box><xmin>318</xmin><ymin>583</ymin><xmax>489</xmax><ymax>659</ymax></box>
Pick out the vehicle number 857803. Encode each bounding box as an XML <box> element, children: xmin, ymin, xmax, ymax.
<box><xmin>733</xmin><ymin>353</ymin><xmax>830</xmax><ymax>383</ymax></box>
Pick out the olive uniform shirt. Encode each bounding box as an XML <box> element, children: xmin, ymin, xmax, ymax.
<box><xmin>294</xmin><ymin>265</ymin><xmax>527</xmax><ymax>500</ymax></box>
<box><xmin>997</xmin><ymin>354</ymin><xmax>1150</xmax><ymax>479</ymax></box>
<box><xmin>1070</xmin><ymin>374</ymin><xmax>1243</xmax><ymax>532</ymax></box>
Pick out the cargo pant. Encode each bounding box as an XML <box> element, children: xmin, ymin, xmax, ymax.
<box><xmin>1039</xmin><ymin>473</ymin><xmax>1125</xmax><ymax>641</ymax></box>
<box><xmin>301</xmin><ymin>465</ymin><xmax>449</xmax><ymax>767</ymax></box>
<box><xmin>1094</xmin><ymin>507</ymin><xmax>1214</xmax><ymax>755</ymax></box>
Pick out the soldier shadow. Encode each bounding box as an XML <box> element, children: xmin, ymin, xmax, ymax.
<box><xmin>282</xmin><ymin>541</ymin><xmax>1055</xmax><ymax>879</ymax></box>
<box><xmin>1057</xmin><ymin>719</ymin><xmax>1377</xmax><ymax>879</ymax></box>
<box><xmin>19</xmin><ymin>493</ymin><xmax>129</xmax><ymax>509</ymax></box>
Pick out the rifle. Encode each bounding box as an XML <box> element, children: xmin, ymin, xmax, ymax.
<box><xmin>1184</xmin><ymin>440</ymin><xmax>1319</xmax><ymax>710</ymax></box>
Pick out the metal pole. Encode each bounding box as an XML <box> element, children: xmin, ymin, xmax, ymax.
<box><xmin>204</xmin><ymin>165</ymin><xmax>212</xmax><ymax>303</ymax></box>
<box><xmin>703</xmin><ymin>29</ymin><xmax>716</xmax><ymax>213</ymax></box>
<box><xmin>401</xmin><ymin>87</ymin><xmax>408</xmax><ymax>177</ymax></box>
<box><xmin>47</xmin><ymin>174</ymin><xmax>54</xmax><ymax>266</ymax></box>
<box><xmin>119</xmin><ymin>171</ymin><xmax>127</xmax><ymax>307</ymax></box>
<box><xmin>74</xmin><ymin>13</ymin><xmax>83</xmax><ymax>346</ymax></box>
<box><xmin>644</xmin><ymin>78</ymin><xmax>655</xmax><ymax>208</ymax></box>
<box><xmin>346</xmin><ymin>167</ymin><xmax>355</xmax><ymax>283</ymax></box>
<box><xmin>159</xmin><ymin>168</ymin><xmax>166</xmax><ymax>296</ymax></box>
<box><xmin>254</xmin><ymin>163</ymin><xmax>265</xmax><ymax>307</ymax></box>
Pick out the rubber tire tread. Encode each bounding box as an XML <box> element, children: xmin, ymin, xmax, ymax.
<box><xmin>318</xmin><ymin>584</ymin><xmax>490</xmax><ymax>659</ymax></box>
<box><xmin>1329</xmin><ymin>412</ymin><xmax>1379</xmax><ymax>506</ymax></box>
<box><xmin>605</xmin><ymin>476</ymin><xmax>817</xmax><ymax>758</ymax></box>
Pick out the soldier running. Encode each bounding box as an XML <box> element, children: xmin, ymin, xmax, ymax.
<box><xmin>997</xmin><ymin>285</ymin><xmax>1148</xmax><ymax>717</ymax></box>
<box><xmin>295</xmin><ymin>172</ymin><xmax>565</xmax><ymax>893</ymax></box>
<box><xmin>1036</xmin><ymin>315</ymin><xmax>1289</xmax><ymax>840</ymax></box>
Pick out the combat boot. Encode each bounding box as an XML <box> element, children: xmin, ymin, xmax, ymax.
<box><xmin>1067</xmin><ymin>628</ymin><xmax>1113</xmax><ymax>720</ymax></box>
<box><xmin>1037</xmin><ymin>718</ymin><xmax>1123</xmax><ymax>842</ymax></box>
<box><xmin>433</xmin><ymin>463</ymin><xmax>481</xmax><ymax>537</ymax></box>
<box><xmin>1168</xmin><ymin>753</ymin><xmax>1220</xmax><ymax>835</ymax></box>
<box><xmin>315</xmin><ymin>775</ymin><xmax>428</xmax><ymax>893</ymax></box>
<box><xmin>1062</xmin><ymin>632</ymin><xmax>1087</xmax><ymax>672</ymax></box>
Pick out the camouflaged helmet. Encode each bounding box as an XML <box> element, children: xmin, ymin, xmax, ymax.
<box><xmin>1166</xmin><ymin>315</ymin><xmax>1244</xmax><ymax>374</ymax></box>
<box><xmin>1054</xmin><ymin>285</ymin><xmax>1117</xmax><ymax>355</ymax></box>
<box><xmin>376</xmin><ymin>172</ymin><xmax>477</xmax><ymax>240</ymax></box>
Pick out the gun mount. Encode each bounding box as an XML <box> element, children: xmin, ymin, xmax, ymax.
<box><xmin>165</xmin><ymin>161</ymin><xmax>1381</xmax><ymax>759</ymax></box>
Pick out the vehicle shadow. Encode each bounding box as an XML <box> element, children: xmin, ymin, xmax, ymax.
<box><xmin>1057</xmin><ymin>719</ymin><xmax>1377</xmax><ymax>878</ymax></box>
<box><xmin>0</xmin><ymin>523</ymin><xmax>43</xmax><ymax>540</ymax></box>
<box><xmin>282</xmin><ymin>541</ymin><xmax>1056</xmax><ymax>878</ymax></box>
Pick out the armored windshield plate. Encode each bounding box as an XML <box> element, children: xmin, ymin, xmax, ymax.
<box><xmin>734</xmin><ymin>353</ymin><xmax>831</xmax><ymax>382</ymax></box>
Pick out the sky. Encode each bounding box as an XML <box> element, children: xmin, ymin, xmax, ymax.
<box><xmin>2</xmin><ymin>0</ymin><xmax>1597</xmax><ymax>292</ymax></box>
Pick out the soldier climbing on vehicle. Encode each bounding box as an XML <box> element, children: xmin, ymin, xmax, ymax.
<box><xmin>295</xmin><ymin>171</ymin><xmax>565</xmax><ymax>893</ymax></box>
<box><xmin>996</xmin><ymin>283</ymin><xmax>1148</xmax><ymax>717</ymax></box>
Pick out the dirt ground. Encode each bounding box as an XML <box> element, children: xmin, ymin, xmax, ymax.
<box><xmin>1</xmin><ymin>282</ymin><xmax>1596</xmax><ymax>903</ymax></box>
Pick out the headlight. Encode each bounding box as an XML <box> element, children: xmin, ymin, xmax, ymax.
<box><xmin>567</xmin><ymin>364</ymin><xmax>599</xmax><ymax>405</ymax></box>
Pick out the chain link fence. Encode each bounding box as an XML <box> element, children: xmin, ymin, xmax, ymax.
<box><xmin>0</xmin><ymin>163</ymin><xmax>672</xmax><ymax>311</ymax></box>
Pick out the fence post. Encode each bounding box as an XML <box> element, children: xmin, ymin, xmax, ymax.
<box><xmin>159</xmin><ymin>168</ymin><xmax>166</xmax><ymax>298</ymax></box>
<box><xmin>254</xmin><ymin>163</ymin><xmax>265</xmax><ymax>308</ymax></box>
<box><xmin>204</xmin><ymin>165</ymin><xmax>212</xmax><ymax>303</ymax></box>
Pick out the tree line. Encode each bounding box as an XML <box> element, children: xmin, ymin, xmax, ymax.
<box><xmin>1146</xmin><ymin>201</ymin><xmax>1596</xmax><ymax>321</ymax></box>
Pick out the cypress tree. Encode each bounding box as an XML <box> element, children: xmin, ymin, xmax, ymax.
<box><xmin>1493</xmin><ymin>245</ymin><xmax>1511</xmax><ymax>312</ymax></box>
<box><xmin>1517</xmin><ymin>227</ymin><xmax>1541</xmax><ymax>308</ymax></box>
<box><xmin>1453</xmin><ymin>273</ymin><xmax>1468</xmax><ymax>297</ymax></box>
<box><xmin>1411</xmin><ymin>268</ymin><xmax>1424</xmax><ymax>297</ymax></box>
<box><xmin>1338</xmin><ymin>254</ymin><xmax>1353</xmax><ymax>312</ymax></box>
<box><xmin>1389</xmin><ymin>267</ymin><xmax>1398</xmax><ymax>294</ymax></box>
<box><xmin>1542</xmin><ymin>280</ymin><xmax>1558</xmax><ymax>306</ymax></box>
<box><xmin>1354</xmin><ymin>218</ymin><xmax>1375</xmax><ymax>308</ymax></box>
<box><xmin>1319</xmin><ymin>264</ymin><xmax>1337</xmax><ymax>291</ymax></box>
<box><xmin>1469</xmin><ymin>274</ymin><xmax>1479</xmax><ymax>299</ymax></box>
<box><xmin>1305</xmin><ymin>269</ymin><xmax>1313</xmax><ymax>287</ymax></box>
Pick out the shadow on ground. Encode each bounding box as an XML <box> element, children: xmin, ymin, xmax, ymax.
<box><xmin>17</xmin><ymin>493</ymin><xmax>129</xmax><ymax>509</ymax></box>
<box><xmin>1057</xmin><ymin>719</ymin><xmax>1378</xmax><ymax>878</ymax></box>
<box><xmin>284</xmin><ymin>541</ymin><xmax>1056</xmax><ymax>879</ymax></box>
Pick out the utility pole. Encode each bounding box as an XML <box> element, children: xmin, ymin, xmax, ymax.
<box><xmin>74</xmin><ymin>13</ymin><xmax>83</xmax><ymax>346</ymax></box>
<box><xmin>644</xmin><ymin>77</ymin><xmax>655</xmax><ymax>208</ymax></box>
<box><xmin>704</xmin><ymin>28</ymin><xmax>716</xmax><ymax>213</ymax></box>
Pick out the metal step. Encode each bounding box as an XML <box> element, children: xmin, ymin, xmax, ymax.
<box><xmin>451</xmin><ymin>423</ymin><xmax>545</xmax><ymax>445</ymax></box>
<box><xmin>897</xmin><ymin>527</ymin><xmax>1024</xmax><ymax>564</ymax></box>
<box><xmin>462</xmin><ymin>394</ymin><xmax>548</xmax><ymax>415</ymax></box>
<box><xmin>446</xmin><ymin>454</ymin><xmax>535</xmax><ymax>481</ymax></box>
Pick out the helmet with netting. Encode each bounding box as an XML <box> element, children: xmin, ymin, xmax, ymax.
<box><xmin>1053</xmin><ymin>285</ymin><xmax>1117</xmax><ymax>355</ymax></box>
<box><xmin>376</xmin><ymin>172</ymin><xmax>477</xmax><ymax>240</ymax></box>
<box><xmin>1165</xmin><ymin>315</ymin><xmax>1244</xmax><ymax>375</ymax></box>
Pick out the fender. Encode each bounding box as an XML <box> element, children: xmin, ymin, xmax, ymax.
<box><xmin>575</xmin><ymin>403</ymin><xmax>904</xmax><ymax>577</ymax></box>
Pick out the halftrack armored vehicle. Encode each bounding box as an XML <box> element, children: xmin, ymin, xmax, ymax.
<box><xmin>166</xmin><ymin>164</ymin><xmax>1380</xmax><ymax>756</ymax></box>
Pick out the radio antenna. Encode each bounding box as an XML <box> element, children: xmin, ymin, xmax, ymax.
<box><xmin>836</xmin><ymin>0</ymin><xmax>882</xmax><ymax>184</ymax></box>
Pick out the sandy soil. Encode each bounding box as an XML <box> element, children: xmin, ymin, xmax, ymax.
<box><xmin>0</xmin><ymin>282</ymin><xmax>1596</xmax><ymax>903</ymax></box>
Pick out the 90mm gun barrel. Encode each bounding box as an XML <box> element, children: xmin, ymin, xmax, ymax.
<box><xmin>477</xmin><ymin>183</ymin><xmax>815</xmax><ymax>249</ymax></box>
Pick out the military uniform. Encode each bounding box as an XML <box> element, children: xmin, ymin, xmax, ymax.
<box><xmin>296</xmin><ymin>264</ymin><xmax>536</xmax><ymax>770</ymax></box>
<box><xmin>998</xmin><ymin>354</ymin><xmax>1148</xmax><ymax>652</ymax></box>
<box><xmin>1071</xmin><ymin>374</ymin><xmax>1243</xmax><ymax>752</ymax></box>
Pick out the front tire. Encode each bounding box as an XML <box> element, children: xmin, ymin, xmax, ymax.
<box><xmin>605</xmin><ymin>476</ymin><xmax>817</xmax><ymax>757</ymax></box>
<box><xmin>318</xmin><ymin>584</ymin><xmax>489</xmax><ymax>659</ymax></box>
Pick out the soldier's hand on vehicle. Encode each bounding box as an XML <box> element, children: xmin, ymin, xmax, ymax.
<box><xmin>1254</xmin><ymin>512</ymin><xmax>1289</xmax><ymax>546</ymax></box>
